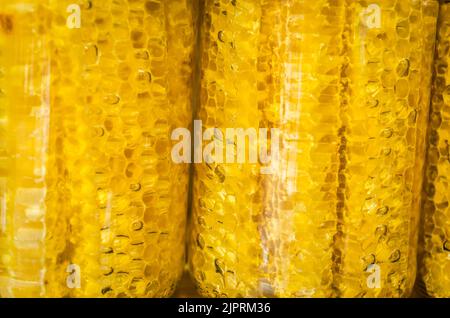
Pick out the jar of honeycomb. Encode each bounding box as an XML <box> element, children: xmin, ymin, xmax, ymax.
<box><xmin>0</xmin><ymin>0</ymin><xmax>196</xmax><ymax>298</ymax></box>
<box><xmin>189</xmin><ymin>0</ymin><xmax>438</xmax><ymax>298</ymax></box>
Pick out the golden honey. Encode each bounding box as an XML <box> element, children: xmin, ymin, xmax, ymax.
<box><xmin>420</xmin><ymin>0</ymin><xmax>450</xmax><ymax>298</ymax></box>
<box><xmin>335</xmin><ymin>0</ymin><xmax>438</xmax><ymax>298</ymax></box>
<box><xmin>189</xmin><ymin>0</ymin><xmax>438</xmax><ymax>298</ymax></box>
<box><xmin>0</xmin><ymin>0</ymin><xmax>195</xmax><ymax>298</ymax></box>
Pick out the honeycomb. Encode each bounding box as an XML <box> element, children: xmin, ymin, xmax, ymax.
<box><xmin>335</xmin><ymin>0</ymin><xmax>438</xmax><ymax>298</ymax></box>
<box><xmin>190</xmin><ymin>0</ymin><xmax>265</xmax><ymax>297</ymax></box>
<box><xmin>420</xmin><ymin>1</ymin><xmax>450</xmax><ymax>298</ymax></box>
<box><xmin>189</xmin><ymin>0</ymin><xmax>438</xmax><ymax>298</ymax></box>
<box><xmin>0</xmin><ymin>0</ymin><xmax>195</xmax><ymax>298</ymax></box>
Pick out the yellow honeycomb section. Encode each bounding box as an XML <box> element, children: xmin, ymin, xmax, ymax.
<box><xmin>0</xmin><ymin>0</ymin><xmax>195</xmax><ymax>298</ymax></box>
<box><xmin>50</xmin><ymin>0</ymin><xmax>195</xmax><ymax>298</ymax></box>
<box><xmin>335</xmin><ymin>0</ymin><xmax>438</xmax><ymax>298</ymax></box>
<box><xmin>190</xmin><ymin>0</ymin><xmax>264</xmax><ymax>297</ymax></box>
<box><xmin>421</xmin><ymin>1</ymin><xmax>450</xmax><ymax>298</ymax></box>
<box><xmin>255</xmin><ymin>0</ymin><xmax>345</xmax><ymax>298</ymax></box>
<box><xmin>189</xmin><ymin>0</ymin><xmax>437</xmax><ymax>298</ymax></box>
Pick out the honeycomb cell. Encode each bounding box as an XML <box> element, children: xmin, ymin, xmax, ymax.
<box><xmin>420</xmin><ymin>0</ymin><xmax>450</xmax><ymax>299</ymax></box>
<box><xmin>189</xmin><ymin>0</ymin><xmax>437</xmax><ymax>298</ymax></box>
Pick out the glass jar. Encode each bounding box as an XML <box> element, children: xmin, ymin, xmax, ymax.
<box><xmin>189</xmin><ymin>0</ymin><xmax>438</xmax><ymax>298</ymax></box>
<box><xmin>0</xmin><ymin>0</ymin><xmax>195</xmax><ymax>298</ymax></box>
